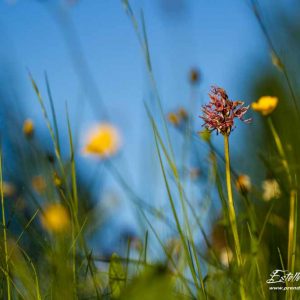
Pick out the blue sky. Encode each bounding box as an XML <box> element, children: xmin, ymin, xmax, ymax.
<box><xmin>0</xmin><ymin>0</ymin><xmax>264</xmax><ymax>161</ymax></box>
<box><xmin>0</xmin><ymin>0</ymin><xmax>286</xmax><ymax>251</ymax></box>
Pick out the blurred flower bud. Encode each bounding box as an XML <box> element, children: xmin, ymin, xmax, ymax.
<box><xmin>262</xmin><ymin>179</ymin><xmax>281</xmax><ymax>201</ymax></box>
<box><xmin>235</xmin><ymin>174</ymin><xmax>251</xmax><ymax>195</ymax></box>
<box><xmin>23</xmin><ymin>119</ymin><xmax>34</xmax><ymax>138</ymax></box>
<box><xmin>167</xmin><ymin>112</ymin><xmax>180</xmax><ymax>126</ymax></box>
<box><xmin>189</xmin><ymin>168</ymin><xmax>201</xmax><ymax>180</ymax></box>
<box><xmin>53</xmin><ymin>172</ymin><xmax>62</xmax><ymax>187</ymax></box>
<box><xmin>0</xmin><ymin>181</ymin><xmax>16</xmax><ymax>197</ymax></box>
<box><xmin>177</xmin><ymin>107</ymin><xmax>188</xmax><ymax>120</ymax></box>
<box><xmin>32</xmin><ymin>176</ymin><xmax>46</xmax><ymax>194</ymax></box>
<box><xmin>189</xmin><ymin>68</ymin><xmax>200</xmax><ymax>85</ymax></box>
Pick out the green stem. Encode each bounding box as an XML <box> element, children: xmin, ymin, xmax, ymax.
<box><xmin>267</xmin><ymin>118</ymin><xmax>290</xmax><ymax>181</ymax></box>
<box><xmin>287</xmin><ymin>189</ymin><xmax>297</xmax><ymax>300</ymax></box>
<box><xmin>0</xmin><ymin>152</ymin><xmax>11</xmax><ymax>300</ymax></box>
<box><xmin>288</xmin><ymin>189</ymin><xmax>297</xmax><ymax>273</ymax></box>
<box><xmin>224</xmin><ymin>135</ymin><xmax>246</xmax><ymax>300</ymax></box>
<box><xmin>267</xmin><ymin>117</ymin><xmax>297</xmax><ymax>279</ymax></box>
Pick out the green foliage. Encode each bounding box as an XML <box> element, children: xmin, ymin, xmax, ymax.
<box><xmin>109</xmin><ymin>253</ymin><xmax>126</xmax><ymax>298</ymax></box>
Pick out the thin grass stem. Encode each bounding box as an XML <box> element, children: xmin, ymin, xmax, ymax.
<box><xmin>0</xmin><ymin>151</ymin><xmax>11</xmax><ymax>300</ymax></box>
<box><xmin>224</xmin><ymin>135</ymin><xmax>246</xmax><ymax>300</ymax></box>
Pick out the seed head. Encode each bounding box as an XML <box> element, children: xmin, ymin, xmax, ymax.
<box><xmin>23</xmin><ymin>119</ymin><xmax>34</xmax><ymax>138</ymax></box>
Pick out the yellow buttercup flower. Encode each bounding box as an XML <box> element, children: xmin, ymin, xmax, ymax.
<box><xmin>251</xmin><ymin>96</ymin><xmax>278</xmax><ymax>116</ymax></box>
<box><xmin>40</xmin><ymin>203</ymin><xmax>70</xmax><ymax>233</ymax></box>
<box><xmin>23</xmin><ymin>119</ymin><xmax>34</xmax><ymax>138</ymax></box>
<box><xmin>84</xmin><ymin>123</ymin><xmax>121</xmax><ymax>158</ymax></box>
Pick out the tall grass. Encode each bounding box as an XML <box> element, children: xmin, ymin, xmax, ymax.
<box><xmin>0</xmin><ymin>150</ymin><xmax>11</xmax><ymax>300</ymax></box>
<box><xmin>0</xmin><ymin>1</ymin><xmax>299</xmax><ymax>299</ymax></box>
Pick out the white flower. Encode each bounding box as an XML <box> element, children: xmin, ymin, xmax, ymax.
<box><xmin>262</xmin><ymin>179</ymin><xmax>281</xmax><ymax>201</ymax></box>
<box><xmin>219</xmin><ymin>247</ymin><xmax>233</xmax><ymax>267</ymax></box>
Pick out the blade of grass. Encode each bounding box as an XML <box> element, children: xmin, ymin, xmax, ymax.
<box><xmin>18</xmin><ymin>246</ymin><xmax>42</xmax><ymax>300</ymax></box>
<box><xmin>45</xmin><ymin>72</ymin><xmax>61</xmax><ymax>155</ymax></box>
<box><xmin>249</xmin><ymin>0</ymin><xmax>300</xmax><ymax>117</ymax></box>
<box><xmin>149</xmin><ymin>108</ymin><xmax>206</xmax><ymax>296</ymax></box>
<box><xmin>66</xmin><ymin>107</ymin><xmax>103</xmax><ymax>299</ymax></box>
<box><xmin>153</xmin><ymin>128</ymin><xmax>205</xmax><ymax>297</ymax></box>
<box><xmin>8</xmin><ymin>209</ymin><xmax>39</xmax><ymax>260</ymax></box>
<box><xmin>0</xmin><ymin>266</ymin><xmax>24</xmax><ymax>300</ymax></box>
<box><xmin>122</xmin><ymin>1</ymin><xmax>175</xmax><ymax>161</ymax></box>
<box><xmin>247</xmin><ymin>223</ymin><xmax>266</xmax><ymax>299</ymax></box>
<box><xmin>30</xmin><ymin>75</ymin><xmax>102</xmax><ymax>299</ymax></box>
<box><xmin>144</xmin><ymin>230</ymin><xmax>148</xmax><ymax>264</ymax></box>
<box><xmin>0</xmin><ymin>150</ymin><xmax>11</xmax><ymax>300</ymax></box>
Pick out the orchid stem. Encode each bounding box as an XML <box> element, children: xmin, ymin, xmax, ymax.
<box><xmin>224</xmin><ymin>135</ymin><xmax>246</xmax><ymax>300</ymax></box>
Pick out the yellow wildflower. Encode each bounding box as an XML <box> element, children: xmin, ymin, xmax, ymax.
<box><xmin>235</xmin><ymin>174</ymin><xmax>251</xmax><ymax>194</ymax></box>
<box><xmin>23</xmin><ymin>119</ymin><xmax>34</xmax><ymax>138</ymax></box>
<box><xmin>40</xmin><ymin>203</ymin><xmax>70</xmax><ymax>233</ymax></box>
<box><xmin>84</xmin><ymin>123</ymin><xmax>121</xmax><ymax>158</ymax></box>
<box><xmin>251</xmin><ymin>96</ymin><xmax>278</xmax><ymax>116</ymax></box>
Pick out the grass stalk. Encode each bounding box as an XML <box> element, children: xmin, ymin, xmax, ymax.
<box><xmin>0</xmin><ymin>151</ymin><xmax>11</xmax><ymax>300</ymax></box>
<box><xmin>288</xmin><ymin>189</ymin><xmax>297</xmax><ymax>272</ymax></box>
<box><xmin>224</xmin><ymin>135</ymin><xmax>246</xmax><ymax>300</ymax></box>
<box><xmin>150</xmin><ymin>114</ymin><xmax>206</xmax><ymax>297</ymax></box>
<box><xmin>287</xmin><ymin>189</ymin><xmax>297</xmax><ymax>300</ymax></box>
<box><xmin>267</xmin><ymin>117</ymin><xmax>297</xmax><ymax>278</ymax></box>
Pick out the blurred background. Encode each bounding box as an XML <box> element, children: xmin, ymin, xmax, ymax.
<box><xmin>0</xmin><ymin>0</ymin><xmax>299</xmax><ymax>260</ymax></box>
